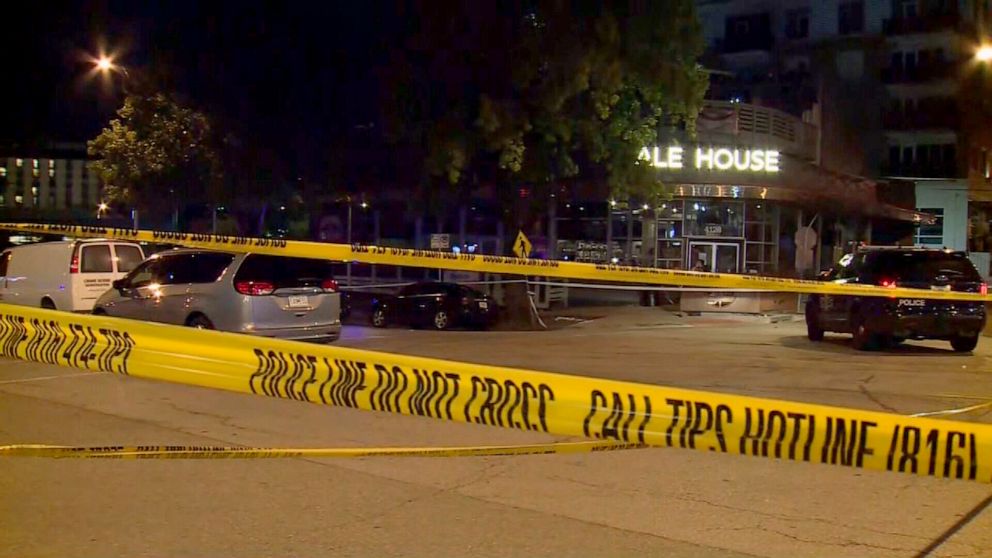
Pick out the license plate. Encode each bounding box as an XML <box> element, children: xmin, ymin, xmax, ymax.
<box><xmin>931</xmin><ymin>285</ymin><xmax>951</xmax><ymax>291</ymax></box>
<box><xmin>288</xmin><ymin>295</ymin><xmax>310</xmax><ymax>308</ymax></box>
<box><xmin>478</xmin><ymin>301</ymin><xmax>488</xmax><ymax>310</ymax></box>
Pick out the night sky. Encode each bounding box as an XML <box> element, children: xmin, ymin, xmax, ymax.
<box><xmin>3</xmin><ymin>0</ymin><xmax>400</xmax><ymax>181</ymax></box>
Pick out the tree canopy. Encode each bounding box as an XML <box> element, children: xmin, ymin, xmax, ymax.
<box><xmin>88</xmin><ymin>93</ymin><xmax>222</xmax><ymax>213</ymax></box>
<box><xmin>380</xmin><ymin>0</ymin><xmax>708</xmax><ymax>203</ymax></box>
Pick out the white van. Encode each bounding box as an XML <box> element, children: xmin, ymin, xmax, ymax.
<box><xmin>0</xmin><ymin>240</ymin><xmax>145</xmax><ymax>312</ymax></box>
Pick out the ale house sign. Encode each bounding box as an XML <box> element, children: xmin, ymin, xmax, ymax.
<box><xmin>638</xmin><ymin>145</ymin><xmax>781</xmax><ymax>173</ymax></box>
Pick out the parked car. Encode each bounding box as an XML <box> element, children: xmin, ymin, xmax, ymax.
<box><xmin>94</xmin><ymin>249</ymin><xmax>341</xmax><ymax>342</ymax></box>
<box><xmin>370</xmin><ymin>281</ymin><xmax>497</xmax><ymax>330</ymax></box>
<box><xmin>0</xmin><ymin>239</ymin><xmax>144</xmax><ymax>312</ymax></box>
<box><xmin>806</xmin><ymin>246</ymin><xmax>987</xmax><ymax>352</ymax></box>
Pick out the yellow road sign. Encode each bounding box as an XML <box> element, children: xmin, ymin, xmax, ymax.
<box><xmin>514</xmin><ymin>230</ymin><xmax>532</xmax><ymax>258</ymax></box>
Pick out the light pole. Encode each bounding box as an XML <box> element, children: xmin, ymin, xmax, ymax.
<box><xmin>340</xmin><ymin>196</ymin><xmax>370</xmax><ymax>287</ymax></box>
<box><xmin>92</xmin><ymin>54</ymin><xmax>138</xmax><ymax>229</ymax></box>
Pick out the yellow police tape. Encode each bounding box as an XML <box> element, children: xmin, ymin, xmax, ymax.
<box><xmin>0</xmin><ymin>440</ymin><xmax>639</xmax><ymax>459</ymax></box>
<box><xmin>1</xmin><ymin>303</ymin><xmax>991</xmax><ymax>482</ymax></box>
<box><xmin>0</xmin><ymin>221</ymin><xmax>986</xmax><ymax>301</ymax></box>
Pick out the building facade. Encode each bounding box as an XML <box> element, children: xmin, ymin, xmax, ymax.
<box><xmin>0</xmin><ymin>143</ymin><xmax>103</xmax><ymax>216</ymax></box>
<box><xmin>696</xmin><ymin>0</ymin><xmax>992</xmax><ymax>260</ymax></box>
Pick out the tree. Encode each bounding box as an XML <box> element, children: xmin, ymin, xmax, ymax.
<box><xmin>379</xmin><ymin>1</ymin><xmax>707</xmax><ymax>327</ymax></box>
<box><xmin>88</xmin><ymin>93</ymin><xmax>223</xmax><ymax>223</ymax></box>
<box><xmin>380</xmin><ymin>0</ymin><xmax>708</xmax><ymax>208</ymax></box>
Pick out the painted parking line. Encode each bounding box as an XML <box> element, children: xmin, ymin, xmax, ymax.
<box><xmin>0</xmin><ymin>371</ymin><xmax>97</xmax><ymax>385</ymax></box>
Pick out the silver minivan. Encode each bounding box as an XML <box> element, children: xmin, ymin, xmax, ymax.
<box><xmin>94</xmin><ymin>249</ymin><xmax>341</xmax><ymax>342</ymax></box>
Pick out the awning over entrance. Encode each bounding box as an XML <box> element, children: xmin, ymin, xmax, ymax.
<box><xmin>647</xmin><ymin>153</ymin><xmax>935</xmax><ymax>225</ymax></box>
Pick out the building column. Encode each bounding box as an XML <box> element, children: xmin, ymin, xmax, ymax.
<box><xmin>54</xmin><ymin>160</ymin><xmax>67</xmax><ymax>211</ymax></box>
<box><xmin>86</xmin><ymin>163</ymin><xmax>100</xmax><ymax>207</ymax></box>
<box><xmin>4</xmin><ymin>158</ymin><xmax>15</xmax><ymax>208</ymax></box>
<box><xmin>70</xmin><ymin>161</ymin><xmax>83</xmax><ymax>208</ymax></box>
<box><xmin>21</xmin><ymin>160</ymin><xmax>33</xmax><ymax>208</ymax></box>
<box><xmin>39</xmin><ymin>159</ymin><xmax>52</xmax><ymax>210</ymax></box>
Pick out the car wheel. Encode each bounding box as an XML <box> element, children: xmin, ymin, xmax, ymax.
<box><xmin>371</xmin><ymin>308</ymin><xmax>388</xmax><ymax>328</ymax></box>
<box><xmin>40</xmin><ymin>298</ymin><xmax>56</xmax><ymax>310</ymax></box>
<box><xmin>950</xmin><ymin>334</ymin><xmax>979</xmax><ymax>353</ymax></box>
<box><xmin>805</xmin><ymin>302</ymin><xmax>824</xmax><ymax>341</ymax></box>
<box><xmin>432</xmin><ymin>310</ymin><xmax>450</xmax><ymax>330</ymax></box>
<box><xmin>850</xmin><ymin>313</ymin><xmax>878</xmax><ymax>351</ymax></box>
<box><xmin>186</xmin><ymin>314</ymin><xmax>215</xmax><ymax>330</ymax></box>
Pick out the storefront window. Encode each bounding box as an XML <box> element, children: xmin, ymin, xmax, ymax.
<box><xmin>684</xmin><ymin>200</ymin><xmax>744</xmax><ymax>238</ymax></box>
<box><xmin>916</xmin><ymin>208</ymin><xmax>944</xmax><ymax>246</ymax></box>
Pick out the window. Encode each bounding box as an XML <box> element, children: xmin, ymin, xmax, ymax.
<box><xmin>684</xmin><ymin>200</ymin><xmax>744</xmax><ymax>238</ymax></box>
<box><xmin>0</xmin><ymin>167</ymin><xmax>7</xmax><ymax>178</ymax></box>
<box><xmin>15</xmin><ymin>159</ymin><xmax>23</xmax><ymax>168</ymax></box>
<box><xmin>126</xmin><ymin>259</ymin><xmax>162</xmax><ymax>288</ymax></box>
<box><xmin>80</xmin><ymin>245</ymin><xmax>114</xmax><ymax>273</ymax></box>
<box><xmin>866</xmin><ymin>250</ymin><xmax>980</xmax><ymax>282</ymax></box>
<box><xmin>896</xmin><ymin>0</ymin><xmax>918</xmax><ymax>18</ymax></box>
<box><xmin>785</xmin><ymin>9</ymin><xmax>810</xmax><ymax>39</ymax></box>
<box><xmin>838</xmin><ymin>1</ymin><xmax>865</xmax><ymax>35</ymax></box>
<box><xmin>915</xmin><ymin>208</ymin><xmax>945</xmax><ymax>246</ymax></box>
<box><xmin>156</xmin><ymin>254</ymin><xmax>199</xmax><ymax>285</ymax></box>
<box><xmin>188</xmin><ymin>253</ymin><xmax>235</xmax><ymax>283</ymax></box>
<box><xmin>114</xmin><ymin>245</ymin><xmax>145</xmax><ymax>273</ymax></box>
<box><xmin>0</xmin><ymin>252</ymin><xmax>10</xmax><ymax>277</ymax></box>
<box><xmin>234</xmin><ymin>255</ymin><xmax>336</xmax><ymax>290</ymax></box>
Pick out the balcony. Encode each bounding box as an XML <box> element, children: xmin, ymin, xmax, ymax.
<box><xmin>695</xmin><ymin>101</ymin><xmax>818</xmax><ymax>160</ymax></box>
<box><xmin>882</xmin><ymin>161</ymin><xmax>961</xmax><ymax>179</ymax></box>
<box><xmin>882</xmin><ymin>108</ymin><xmax>958</xmax><ymax>131</ymax></box>
<box><xmin>883</xmin><ymin>14</ymin><xmax>961</xmax><ymax>35</ymax></box>
<box><xmin>881</xmin><ymin>61</ymin><xmax>959</xmax><ymax>84</ymax></box>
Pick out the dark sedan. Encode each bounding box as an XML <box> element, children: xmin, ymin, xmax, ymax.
<box><xmin>370</xmin><ymin>282</ymin><xmax>497</xmax><ymax>330</ymax></box>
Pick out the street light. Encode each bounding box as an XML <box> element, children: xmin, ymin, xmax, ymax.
<box><xmin>977</xmin><ymin>45</ymin><xmax>992</xmax><ymax>63</ymax></box>
<box><xmin>91</xmin><ymin>54</ymin><xmax>132</xmax><ymax>93</ymax></box>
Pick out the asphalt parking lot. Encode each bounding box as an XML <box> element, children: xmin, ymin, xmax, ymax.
<box><xmin>3</xmin><ymin>307</ymin><xmax>992</xmax><ymax>557</ymax></box>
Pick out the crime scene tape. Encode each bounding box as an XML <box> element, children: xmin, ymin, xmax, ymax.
<box><xmin>0</xmin><ymin>440</ymin><xmax>640</xmax><ymax>459</ymax></box>
<box><xmin>0</xmin><ymin>221</ymin><xmax>987</xmax><ymax>302</ymax></box>
<box><xmin>2</xmin><ymin>303</ymin><xmax>992</xmax><ymax>483</ymax></box>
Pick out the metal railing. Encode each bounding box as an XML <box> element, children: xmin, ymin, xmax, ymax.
<box><xmin>698</xmin><ymin>101</ymin><xmax>818</xmax><ymax>160</ymax></box>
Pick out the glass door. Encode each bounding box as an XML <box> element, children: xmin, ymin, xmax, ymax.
<box><xmin>689</xmin><ymin>241</ymin><xmax>740</xmax><ymax>273</ymax></box>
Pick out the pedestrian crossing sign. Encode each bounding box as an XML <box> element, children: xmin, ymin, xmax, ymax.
<box><xmin>514</xmin><ymin>230</ymin><xmax>532</xmax><ymax>259</ymax></box>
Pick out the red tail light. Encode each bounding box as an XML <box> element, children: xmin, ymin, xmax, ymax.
<box><xmin>321</xmin><ymin>279</ymin><xmax>339</xmax><ymax>292</ymax></box>
<box><xmin>69</xmin><ymin>254</ymin><xmax>79</xmax><ymax>274</ymax></box>
<box><xmin>880</xmin><ymin>279</ymin><xmax>897</xmax><ymax>288</ymax></box>
<box><xmin>981</xmin><ymin>283</ymin><xmax>988</xmax><ymax>296</ymax></box>
<box><xmin>235</xmin><ymin>281</ymin><xmax>274</xmax><ymax>296</ymax></box>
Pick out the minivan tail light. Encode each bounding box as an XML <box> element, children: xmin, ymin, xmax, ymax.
<box><xmin>321</xmin><ymin>279</ymin><xmax>339</xmax><ymax>292</ymax></box>
<box><xmin>69</xmin><ymin>254</ymin><xmax>79</xmax><ymax>274</ymax></box>
<box><xmin>235</xmin><ymin>280</ymin><xmax>275</xmax><ymax>296</ymax></box>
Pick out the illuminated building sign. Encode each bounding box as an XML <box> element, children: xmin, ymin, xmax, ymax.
<box><xmin>638</xmin><ymin>146</ymin><xmax>781</xmax><ymax>173</ymax></box>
